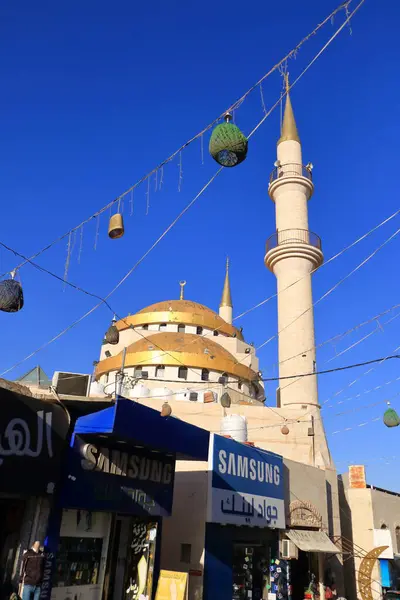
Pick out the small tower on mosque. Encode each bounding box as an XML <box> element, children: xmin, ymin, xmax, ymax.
<box><xmin>265</xmin><ymin>75</ymin><xmax>323</xmax><ymax>411</ymax></box>
<box><xmin>219</xmin><ymin>257</ymin><xmax>233</xmax><ymax>325</ymax></box>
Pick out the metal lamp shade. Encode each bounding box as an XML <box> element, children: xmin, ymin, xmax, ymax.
<box><xmin>108</xmin><ymin>213</ymin><xmax>125</xmax><ymax>239</ymax></box>
<box><xmin>0</xmin><ymin>279</ymin><xmax>24</xmax><ymax>312</ymax></box>
<box><xmin>383</xmin><ymin>408</ymin><xmax>400</xmax><ymax>428</ymax></box>
<box><xmin>209</xmin><ymin>122</ymin><xmax>248</xmax><ymax>167</ymax></box>
<box><xmin>105</xmin><ymin>324</ymin><xmax>119</xmax><ymax>345</ymax></box>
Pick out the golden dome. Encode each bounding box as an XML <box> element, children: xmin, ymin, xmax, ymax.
<box><xmin>96</xmin><ymin>332</ymin><xmax>256</xmax><ymax>381</ymax></box>
<box><xmin>115</xmin><ymin>300</ymin><xmax>243</xmax><ymax>339</ymax></box>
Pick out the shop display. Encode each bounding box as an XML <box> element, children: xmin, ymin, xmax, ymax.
<box><xmin>232</xmin><ymin>545</ymin><xmax>272</xmax><ymax>600</ymax></box>
<box><xmin>53</xmin><ymin>537</ymin><xmax>103</xmax><ymax>587</ymax></box>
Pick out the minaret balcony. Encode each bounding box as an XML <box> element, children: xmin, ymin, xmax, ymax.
<box><xmin>268</xmin><ymin>163</ymin><xmax>314</xmax><ymax>199</ymax></box>
<box><xmin>264</xmin><ymin>228</ymin><xmax>323</xmax><ymax>271</ymax></box>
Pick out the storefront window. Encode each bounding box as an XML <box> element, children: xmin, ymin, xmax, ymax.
<box><xmin>232</xmin><ymin>544</ymin><xmax>271</xmax><ymax>600</ymax></box>
<box><xmin>125</xmin><ymin>520</ymin><xmax>158</xmax><ymax>600</ymax></box>
<box><xmin>54</xmin><ymin>537</ymin><xmax>103</xmax><ymax>587</ymax></box>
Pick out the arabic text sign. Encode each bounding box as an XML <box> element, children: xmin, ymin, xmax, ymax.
<box><xmin>155</xmin><ymin>570</ymin><xmax>188</xmax><ymax>600</ymax></box>
<box><xmin>207</xmin><ymin>434</ymin><xmax>285</xmax><ymax>528</ymax></box>
<box><xmin>61</xmin><ymin>437</ymin><xmax>176</xmax><ymax>517</ymax></box>
<box><xmin>0</xmin><ymin>389</ymin><xmax>69</xmax><ymax>494</ymax></box>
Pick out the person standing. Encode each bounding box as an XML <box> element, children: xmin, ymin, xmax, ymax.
<box><xmin>20</xmin><ymin>541</ymin><xmax>44</xmax><ymax>600</ymax></box>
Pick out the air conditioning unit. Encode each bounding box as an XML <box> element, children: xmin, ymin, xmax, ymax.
<box><xmin>52</xmin><ymin>372</ymin><xmax>91</xmax><ymax>397</ymax></box>
<box><xmin>280</xmin><ymin>539</ymin><xmax>298</xmax><ymax>560</ymax></box>
<box><xmin>138</xmin><ymin>370</ymin><xmax>148</xmax><ymax>379</ymax></box>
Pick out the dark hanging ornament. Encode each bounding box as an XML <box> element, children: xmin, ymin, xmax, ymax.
<box><xmin>0</xmin><ymin>278</ymin><xmax>24</xmax><ymax>313</ymax></box>
<box><xmin>105</xmin><ymin>318</ymin><xmax>119</xmax><ymax>345</ymax></box>
<box><xmin>220</xmin><ymin>392</ymin><xmax>232</xmax><ymax>408</ymax></box>
<box><xmin>209</xmin><ymin>113</ymin><xmax>248</xmax><ymax>167</ymax></box>
<box><xmin>383</xmin><ymin>404</ymin><xmax>400</xmax><ymax>428</ymax></box>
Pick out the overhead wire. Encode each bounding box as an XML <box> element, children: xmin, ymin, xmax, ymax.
<box><xmin>2</xmin><ymin>0</ymin><xmax>355</xmax><ymax>278</ymax></box>
<box><xmin>0</xmin><ymin>5</ymin><xmax>364</xmax><ymax>379</ymax></box>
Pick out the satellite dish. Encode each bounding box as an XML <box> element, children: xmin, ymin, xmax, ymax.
<box><xmin>220</xmin><ymin>392</ymin><xmax>231</xmax><ymax>408</ymax></box>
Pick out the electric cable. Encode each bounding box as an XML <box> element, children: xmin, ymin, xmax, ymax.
<box><xmin>0</xmin><ymin>7</ymin><xmax>364</xmax><ymax>380</ymax></box>
<box><xmin>2</xmin><ymin>0</ymin><xmax>357</xmax><ymax>278</ymax></box>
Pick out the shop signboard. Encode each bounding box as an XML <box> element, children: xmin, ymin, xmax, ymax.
<box><xmin>155</xmin><ymin>570</ymin><xmax>188</xmax><ymax>600</ymax></box>
<box><xmin>61</xmin><ymin>437</ymin><xmax>176</xmax><ymax>517</ymax></box>
<box><xmin>0</xmin><ymin>387</ymin><xmax>70</xmax><ymax>494</ymax></box>
<box><xmin>207</xmin><ymin>434</ymin><xmax>285</xmax><ymax>528</ymax></box>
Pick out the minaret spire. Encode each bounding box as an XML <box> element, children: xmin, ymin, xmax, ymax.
<box><xmin>278</xmin><ymin>73</ymin><xmax>300</xmax><ymax>145</ymax></box>
<box><xmin>219</xmin><ymin>258</ymin><xmax>233</xmax><ymax>324</ymax></box>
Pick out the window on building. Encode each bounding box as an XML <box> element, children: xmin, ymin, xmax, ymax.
<box><xmin>213</xmin><ymin>330</ymin><xmax>219</xmax><ymax>336</ymax></box>
<box><xmin>159</xmin><ymin>323</ymin><xmax>167</xmax><ymax>332</ymax></box>
<box><xmin>196</xmin><ymin>326</ymin><xmax>203</xmax><ymax>335</ymax></box>
<box><xmin>134</xmin><ymin>367</ymin><xmax>143</xmax><ymax>377</ymax></box>
<box><xmin>155</xmin><ymin>365</ymin><xmax>165</xmax><ymax>378</ymax></box>
<box><xmin>381</xmin><ymin>523</ymin><xmax>388</xmax><ymax>530</ymax></box>
<box><xmin>238</xmin><ymin>380</ymin><xmax>242</xmax><ymax>390</ymax></box>
<box><xmin>396</xmin><ymin>527</ymin><xmax>400</xmax><ymax>553</ymax></box>
<box><xmin>142</xmin><ymin>324</ymin><xmax>148</xmax><ymax>330</ymax></box>
<box><xmin>178</xmin><ymin>324</ymin><xmax>185</xmax><ymax>333</ymax></box>
<box><xmin>201</xmin><ymin>369</ymin><xmax>209</xmax><ymax>382</ymax></box>
<box><xmin>104</xmin><ymin>373</ymin><xmax>109</xmax><ymax>384</ymax></box>
<box><xmin>180</xmin><ymin>543</ymin><xmax>192</xmax><ymax>564</ymax></box>
<box><xmin>178</xmin><ymin>366</ymin><xmax>188</xmax><ymax>380</ymax></box>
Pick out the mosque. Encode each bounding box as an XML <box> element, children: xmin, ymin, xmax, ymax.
<box><xmin>90</xmin><ymin>86</ymin><xmax>345</xmax><ymax>599</ymax></box>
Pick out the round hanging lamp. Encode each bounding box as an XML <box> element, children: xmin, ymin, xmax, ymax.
<box><xmin>0</xmin><ymin>278</ymin><xmax>24</xmax><ymax>313</ymax></box>
<box><xmin>108</xmin><ymin>213</ymin><xmax>125</xmax><ymax>239</ymax></box>
<box><xmin>105</xmin><ymin>318</ymin><xmax>119</xmax><ymax>345</ymax></box>
<box><xmin>209</xmin><ymin>113</ymin><xmax>248</xmax><ymax>167</ymax></box>
<box><xmin>281</xmin><ymin>424</ymin><xmax>290</xmax><ymax>435</ymax></box>
<box><xmin>383</xmin><ymin>403</ymin><xmax>400</xmax><ymax>428</ymax></box>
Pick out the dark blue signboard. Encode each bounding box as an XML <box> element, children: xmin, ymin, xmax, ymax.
<box><xmin>207</xmin><ymin>434</ymin><xmax>285</xmax><ymax>528</ymax></box>
<box><xmin>61</xmin><ymin>437</ymin><xmax>175</xmax><ymax>516</ymax></box>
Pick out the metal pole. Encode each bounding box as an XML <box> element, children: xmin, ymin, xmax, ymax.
<box><xmin>116</xmin><ymin>347</ymin><xmax>127</xmax><ymax>398</ymax></box>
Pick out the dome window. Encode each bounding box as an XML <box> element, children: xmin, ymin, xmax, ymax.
<box><xmin>142</xmin><ymin>324</ymin><xmax>148</xmax><ymax>331</ymax></box>
<box><xmin>196</xmin><ymin>326</ymin><xmax>203</xmax><ymax>335</ymax></box>
<box><xmin>155</xmin><ymin>365</ymin><xmax>165</xmax><ymax>378</ymax></box>
<box><xmin>178</xmin><ymin>324</ymin><xmax>185</xmax><ymax>333</ymax></box>
<box><xmin>201</xmin><ymin>369</ymin><xmax>209</xmax><ymax>382</ymax></box>
<box><xmin>178</xmin><ymin>366</ymin><xmax>188</xmax><ymax>380</ymax></box>
<box><xmin>213</xmin><ymin>330</ymin><xmax>219</xmax><ymax>336</ymax></box>
<box><xmin>159</xmin><ymin>323</ymin><xmax>167</xmax><ymax>331</ymax></box>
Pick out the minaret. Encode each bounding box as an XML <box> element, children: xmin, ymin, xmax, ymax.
<box><xmin>265</xmin><ymin>77</ymin><xmax>331</xmax><ymax>467</ymax></box>
<box><xmin>219</xmin><ymin>258</ymin><xmax>233</xmax><ymax>324</ymax></box>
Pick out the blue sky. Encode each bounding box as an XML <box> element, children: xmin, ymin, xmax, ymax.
<box><xmin>1</xmin><ymin>0</ymin><xmax>399</xmax><ymax>490</ymax></box>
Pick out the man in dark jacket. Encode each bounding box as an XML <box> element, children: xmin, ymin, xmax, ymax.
<box><xmin>20</xmin><ymin>542</ymin><xmax>44</xmax><ymax>600</ymax></box>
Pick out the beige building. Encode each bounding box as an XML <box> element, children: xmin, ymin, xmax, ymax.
<box><xmin>339</xmin><ymin>465</ymin><xmax>400</xmax><ymax>600</ymax></box>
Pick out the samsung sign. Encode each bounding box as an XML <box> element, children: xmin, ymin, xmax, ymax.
<box><xmin>61</xmin><ymin>438</ymin><xmax>175</xmax><ymax>517</ymax></box>
<box><xmin>207</xmin><ymin>434</ymin><xmax>285</xmax><ymax>528</ymax></box>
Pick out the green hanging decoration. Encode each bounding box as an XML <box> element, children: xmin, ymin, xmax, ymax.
<box><xmin>209</xmin><ymin>113</ymin><xmax>248</xmax><ymax>167</ymax></box>
<box><xmin>383</xmin><ymin>403</ymin><xmax>400</xmax><ymax>428</ymax></box>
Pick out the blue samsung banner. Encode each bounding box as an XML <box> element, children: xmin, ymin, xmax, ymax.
<box><xmin>60</xmin><ymin>436</ymin><xmax>175</xmax><ymax>517</ymax></box>
<box><xmin>207</xmin><ymin>434</ymin><xmax>285</xmax><ymax>528</ymax></box>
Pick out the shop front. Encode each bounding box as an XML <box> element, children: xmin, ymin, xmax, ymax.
<box><xmin>43</xmin><ymin>398</ymin><xmax>209</xmax><ymax>600</ymax></box>
<box><xmin>0</xmin><ymin>387</ymin><xmax>70</xmax><ymax>600</ymax></box>
<box><xmin>204</xmin><ymin>434</ymin><xmax>286</xmax><ymax>600</ymax></box>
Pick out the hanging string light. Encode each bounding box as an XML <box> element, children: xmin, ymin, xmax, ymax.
<box><xmin>209</xmin><ymin>113</ymin><xmax>248</xmax><ymax>167</ymax></box>
<box><xmin>0</xmin><ymin>271</ymin><xmax>24</xmax><ymax>313</ymax></box>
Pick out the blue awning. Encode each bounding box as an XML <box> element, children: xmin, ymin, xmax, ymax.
<box><xmin>72</xmin><ymin>396</ymin><xmax>210</xmax><ymax>460</ymax></box>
